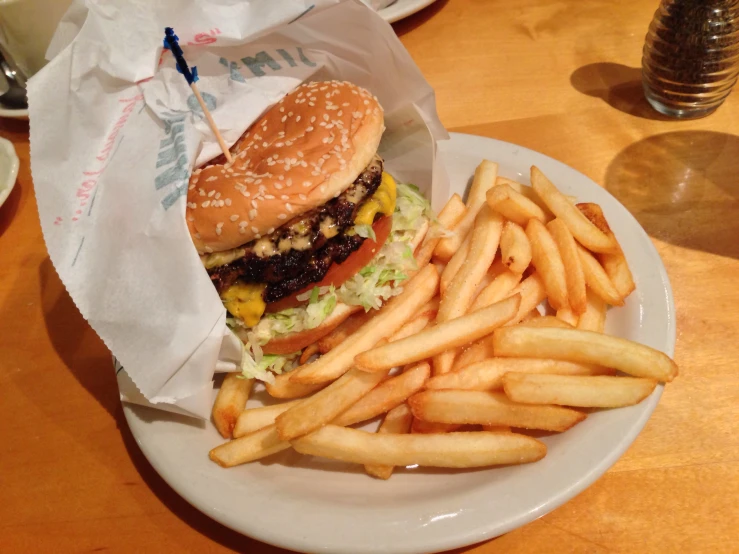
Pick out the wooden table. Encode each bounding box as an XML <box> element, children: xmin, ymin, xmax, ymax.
<box><xmin>2</xmin><ymin>0</ymin><xmax>738</xmax><ymax>552</ymax></box>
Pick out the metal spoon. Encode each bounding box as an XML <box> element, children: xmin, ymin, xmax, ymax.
<box><xmin>0</xmin><ymin>47</ymin><xmax>28</xmax><ymax>110</ymax></box>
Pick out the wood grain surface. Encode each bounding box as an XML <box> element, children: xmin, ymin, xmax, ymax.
<box><xmin>1</xmin><ymin>0</ymin><xmax>738</xmax><ymax>552</ymax></box>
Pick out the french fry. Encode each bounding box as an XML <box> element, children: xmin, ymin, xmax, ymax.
<box><xmin>526</xmin><ymin>219</ymin><xmax>569</xmax><ymax>310</ymax></box>
<box><xmin>576</xmin><ymin>243</ymin><xmax>624</xmax><ymax>306</ymax></box>
<box><xmin>520</xmin><ymin>315</ymin><xmax>573</xmax><ymax>329</ymax></box>
<box><xmin>415</xmin><ymin>194</ymin><xmax>466</xmax><ymax>267</ymax></box>
<box><xmin>530</xmin><ymin>166</ymin><xmax>618</xmax><ymax>253</ymax></box>
<box><xmin>469</xmin><ymin>266</ymin><xmax>522</xmax><ymax>313</ymax></box>
<box><xmin>481</xmin><ymin>425</ymin><xmax>512</xmax><ymax>433</ymax></box>
<box><xmin>209</xmin><ymin>424</ymin><xmax>289</xmax><ymax>467</ymax></box>
<box><xmin>276</xmin><ymin>367</ymin><xmax>390</xmax><ymax>441</ymax></box>
<box><xmin>519</xmin><ymin>308</ymin><xmax>542</xmax><ymax>322</ymax></box>
<box><xmin>290</xmin><ymin>265</ymin><xmax>439</xmax><ymax>385</ymax></box>
<box><xmin>334</xmin><ymin>363</ymin><xmax>430</xmax><ymax>426</ymax></box>
<box><xmin>576</xmin><ymin>203</ymin><xmax>636</xmax><ymax>299</ymax></box>
<box><xmin>472</xmin><ymin>268</ymin><xmax>498</xmax><ymax>301</ymax></box>
<box><xmin>265</xmin><ymin>373</ymin><xmax>325</xmax><ymax>399</ymax></box>
<box><xmin>212</xmin><ymin>373</ymin><xmax>254</xmax><ymax>439</ymax></box>
<box><xmin>493</xmin><ymin>327</ymin><xmax>678</xmax><ymax>382</ymax></box>
<box><xmin>434</xmin><ymin>161</ymin><xmax>498</xmax><ymax>262</ymax></box>
<box><xmin>318</xmin><ymin>309</ymin><xmax>377</xmax><ymax>354</ymax></box>
<box><xmin>365</xmin><ymin>404</ymin><xmax>414</xmax><ymax>479</ymax></box>
<box><xmin>577</xmin><ymin>290</ymin><xmax>607</xmax><ymax>333</ymax></box>
<box><xmin>547</xmin><ymin>218</ymin><xmax>587</xmax><ymax>314</ymax></box>
<box><xmin>356</xmin><ymin>295</ymin><xmax>520</xmax><ymax>373</ymax></box>
<box><xmin>505</xmin><ymin>272</ymin><xmax>547</xmax><ymax>326</ymax></box>
<box><xmin>434</xmin><ymin>206</ymin><xmax>504</xmax><ymax>374</ymax></box>
<box><xmin>299</xmin><ymin>343</ymin><xmax>320</xmax><ymax>365</ymax></box>
<box><xmin>502</xmin><ymin>373</ymin><xmax>658</xmax><ymax>408</ymax></box>
<box><xmin>487</xmin><ymin>183</ymin><xmax>549</xmax><ymax>226</ymax></box>
<box><xmin>425</xmin><ymin>358</ymin><xmax>610</xmax><ymax>391</ymax></box>
<box><xmin>233</xmin><ymin>400</ymin><xmax>302</xmax><ymax>438</ymax></box>
<box><xmin>495</xmin><ymin>177</ymin><xmax>577</xmax><ymax>212</ymax></box>
<box><xmin>440</xmin><ymin>235</ymin><xmax>470</xmax><ymax>295</ymax></box>
<box><xmin>411</xmin><ymin>420</ymin><xmax>461</xmax><ymax>434</ymax></box>
<box><xmin>500</xmin><ymin>221</ymin><xmax>532</xmax><ymax>275</ymax></box>
<box><xmin>453</xmin><ymin>336</ymin><xmax>496</xmax><ymax>371</ymax></box>
<box><xmin>409</xmin><ymin>390</ymin><xmax>586</xmax><ymax>432</ymax></box>
<box><xmin>556</xmin><ymin>308</ymin><xmax>579</xmax><ymax>326</ymax></box>
<box><xmin>291</xmin><ymin>425</ymin><xmax>547</xmax><ymax>468</ymax></box>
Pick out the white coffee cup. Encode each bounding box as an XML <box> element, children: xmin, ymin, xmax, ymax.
<box><xmin>0</xmin><ymin>0</ymin><xmax>73</xmax><ymax>78</ymax></box>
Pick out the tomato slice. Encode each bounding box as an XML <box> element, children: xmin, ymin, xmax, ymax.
<box><xmin>266</xmin><ymin>216</ymin><xmax>392</xmax><ymax>312</ymax></box>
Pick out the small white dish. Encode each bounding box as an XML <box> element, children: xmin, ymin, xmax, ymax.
<box><xmin>0</xmin><ymin>136</ymin><xmax>19</xmax><ymax>208</ymax></box>
<box><xmin>122</xmin><ymin>133</ymin><xmax>675</xmax><ymax>554</ymax></box>
<box><xmin>379</xmin><ymin>0</ymin><xmax>439</xmax><ymax>23</ymax></box>
<box><xmin>0</xmin><ymin>105</ymin><xmax>29</xmax><ymax>120</ymax></box>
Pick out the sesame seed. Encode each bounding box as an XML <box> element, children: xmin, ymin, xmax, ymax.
<box><xmin>215</xmin><ymin>228</ymin><xmax>222</xmax><ymax>235</ymax></box>
<box><xmin>286</xmin><ymin>203</ymin><xmax>294</xmax><ymax>212</ymax></box>
<box><xmin>308</xmin><ymin>102</ymin><xmax>315</xmax><ymax>106</ymax></box>
<box><xmin>281</xmin><ymin>194</ymin><xmax>289</xmax><ymax>200</ymax></box>
<box><xmin>296</xmin><ymin>115</ymin><xmax>301</xmax><ymax>122</ymax></box>
<box><xmin>206</xmin><ymin>176</ymin><xmax>217</xmax><ymax>182</ymax></box>
<box><xmin>306</xmin><ymin>126</ymin><xmax>314</xmax><ymax>132</ymax></box>
<box><xmin>262</xmin><ymin>142</ymin><xmax>268</xmax><ymax>147</ymax></box>
<box><xmin>286</xmin><ymin>178</ymin><xmax>293</xmax><ymax>187</ymax></box>
<box><xmin>281</xmin><ymin>115</ymin><xmax>287</xmax><ymax>123</ymax></box>
<box><xmin>275</xmin><ymin>183</ymin><xmax>283</xmax><ymax>190</ymax></box>
<box><xmin>265</xmin><ymin>194</ymin><xmax>275</xmax><ymax>200</ymax></box>
<box><xmin>215</xmin><ymin>192</ymin><xmax>221</xmax><ymax>199</ymax></box>
<box><xmin>299</xmin><ymin>193</ymin><xmax>307</xmax><ymax>201</ymax></box>
<box><xmin>199</xmin><ymin>189</ymin><xmax>205</xmax><ymax>196</ymax></box>
<box><xmin>278</xmin><ymin>214</ymin><xmax>287</xmax><ymax>220</ymax></box>
<box><xmin>255</xmin><ymin>234</ymin><xmax>261</xmax><ymax>239</ymax></box>
<box><xmin>201</xmin><ymin>201</ymin><xmax>210</xmax><ymax>208</ymax></box>
<box><xmin>279</xmin><ymin>107</ymin><xmax>285</xmax><ymax>112</ymax></box>
<box><xmin>251</xmin><ymin>226</ymin><xmax>259</xmax><ymax>233</ymax></box>
<box><xmin>310</xmin><ymin>116</ymin><xmax>316</xmax><ymax>123</ymax></box>
<box><xmin>207</xmin><ymin>190</ymin><xmax>215</xmax><ymax>198</ymax></box>
<box><xmin>195</xmin><ymin>233</ymin><xmax>201</xmax><ymax>239</ymax></box>
<box><xmin>224</xmin><ymin>198</ymin><xmax>232</xmax><ymax>206</ymax></box>
<box><xmin>251</xmin><ymin>200</ymin><xmax>257</xmax><ymax>209</ymax></box>
<box><xmin>302</xmin><ymin>181</ymin><xmax>312</xmax><ymax>187</ymax></box>
<box><xmin>276</xmin><ymin>142</ymin><xmax>284</xmax><ymax>147</ymax></box>
<box><xmin>187</xmin><ymin>215</ymin><xmax>194</xmax><ymax>222</ymax></box>
<box><xmin>239</xmin><ymin>228</ymin><xmax>246</xmax><ymax>234</ymax></box>
<box><xmin>204</xmin><ymin>246</ymin><xmax>213</xmax><ymax>253</ymax></box>
<box><xmin>297</xmin><ymin>151</ymin><xmax>304</xmax><ymax>157</ymax></box>
<box><xmin>323</xmin><ymin>114</ymin><xmax>329</xmax><ymax>121</ymax></box>
<box><xmin>187</xmin><ymin>202</ymin><xmax>196</xmax><ymax>209</ymax></box>
<box><xmin>337</xmin><ymin>110</ymin><xmax>343</xmax><ymax>116</ymax></box>
<box><xmin>239</xmin><ymin>221</ymin><xmax>248</xmax><ymax>228</ymax></box>
<box><xmin>230</xmin><ymin>215</ymin><xmax>239</xmax><ymax>222</ymax></box>
<box><xmin>312</xmin><ymin>170</ymin><xmax>321</xmax><ymax>176</ymax></box>
<box><xmin>249</xmin><ymin>209</ymin><xmax>257</xmax><ymax>220</ymax></box>
<box><xmin>268</xmin><ymin>228</ymin><xmax>275</xmax><ymax>234</ymax></box>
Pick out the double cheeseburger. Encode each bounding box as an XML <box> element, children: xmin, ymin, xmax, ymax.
<box><xmin>186</xmin><ymin>81</ymin><xmax>429</xmax><ymax>360</ymax></box>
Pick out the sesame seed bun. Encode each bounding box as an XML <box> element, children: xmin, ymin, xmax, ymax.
<box><xmin>186</xmin><ymin>81</ymin><xmax>385</xmax><ymax>254</ymax></box>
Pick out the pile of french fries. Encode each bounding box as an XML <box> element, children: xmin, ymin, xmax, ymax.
<box><xmin>209</xmin><ymin>161</ymin><xmax>679</xmax><ymax>479</ymax></box>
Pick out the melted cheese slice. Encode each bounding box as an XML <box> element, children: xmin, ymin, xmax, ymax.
<box><xmin>220</xmin><ymin>282</ymin><xmax>267</xmax><ymax>327</ymax></box>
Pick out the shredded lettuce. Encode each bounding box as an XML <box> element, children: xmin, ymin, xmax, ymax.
<box><xmin>226</xmin><ymin>182</ymin><xmax>433</xmax><ymax>382</ymax></box>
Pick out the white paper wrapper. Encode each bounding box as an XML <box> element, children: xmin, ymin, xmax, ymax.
<box><xmin>29</xmin><ymin>0</ymin><xmax>448</xmax><ymax>419</ymax></box>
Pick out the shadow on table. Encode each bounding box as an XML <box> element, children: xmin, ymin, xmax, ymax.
<box><xmin>605</xmin><ymin>130</ymin><xmax>739</xmax><ymax>259</ymax></box>
<box><xmin>392</xmin><ymin>0</ymin><xmax>449</xmax><ymax>37</ymax></box>
<box><xmin>0</xmin><ymin>175</ymin><xmax>21</xmax><ymax>236</ymax></box>
<box><xmin>570</xmin><ymin>62</ymin><xmax>673</xmax><ymax>121</ymax></box>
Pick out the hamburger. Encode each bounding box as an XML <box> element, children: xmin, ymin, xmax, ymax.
<box><xmin>186</xmin><ymin>81</ymin><xmax>433</xmax><ymax>380</ymax></box>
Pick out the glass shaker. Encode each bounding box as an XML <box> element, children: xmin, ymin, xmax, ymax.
<box><xmin>642</xmin><ymin>0</ymin><xmax>739</xmax><ymax>119</ymax></box>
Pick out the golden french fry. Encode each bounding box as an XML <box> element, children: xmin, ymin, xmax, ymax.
<box><xmin>212</xmin><ymin>373</ymin><xmax>254</xmax><ymax>439</ymax></box>
<box><xmin>265</xmin><ymin>373</ymin><xmax>325</xmax><ymax>399</ymax></box>
<box><xmin>469</xmin><ymin>266</ymin><xmax>522</xmax><ymax>313</ymax></box>
<box><xmin>576</xmin><ymin>203</ymin><xmax>637</xmax><ymax>300</ymax></box>
<box><xmin>277</xmin><ymin>367</ymin><xmax>390</xmax><ymax>441</ymax></box>
<box><xmin>434</xmin><ymin>161</ymin><xmax>498</xmax><ymax>262</ymax></box>
<box><xmin>576</xmin><ymin>242</ymin><xmax>624</xmax><ymax>306</ymax></box>
<box><xmin>409</xmin><ymin>390</ymin><xmax>586</xmax><ymax>432</ymax></box>
<box><xmin>526</xmin><ymin>219</ymin><xmax>569</xmax><ymax>310</ymax></box>
<box><xmin>318</xmin><ymin>309</ymin><xmax>377</xmax><ymax>354</ymax></box>
<box><xmin>411</xmin><ymin>419</ymin><xmax>461</xmax><ymax>434</ymax></box>
<box><xmin>500</xmin><ymin>221</ymin><xmax>532</xmax><ymax>275</ymax></box>
<box><xmin>356</xmin><ymin>295</ymin><xmax>520</xmax><ymax>373</ymax></box>
<box><xmin>425</xmin><ymin>358</ymin><xmax>610</xmax><ymax>391</ymax></box>
<box><xmin>547</xmin><ymin>218</ymin><xmax>587</xmax><ymax>314</ymax></box>
<box><xmin>520</xmin><ymin>315</ymin><xmax>572</xmax><ymax>329</ymax></box>
<box><xmin>493</xmin><ymin>326</ymin><xmax>678</xmax><ymax>382</ymax></box>
<box><xmin>290</xmin><ymin>265</ymin><xmax>439</xmax><ymax>385</ymax></box>
<box><xmin>556</xmin><ymin>308</ymin><xmax>579</xmax><ymax>326</ymax></box>
<box><xmin>416</xmin><ymin>194</ymin><xmax>467</xmax><ymax>267</ymax></box>
<box><xmin>481</xmin><ymin>425</ymin><xmax>512</xmax><ymax>433</ymax></box>
<box><xmin>503</xmin><ymin>373</ymin><xmax>658</xmax><ymax>408</ymax></box>
<box><xmin>233</xmin><ymin>400</ymin><xmax>302</xmax><ymax>438</ymax></box>
<box><xmin>505</xmin><ymin>272</ymin><xmax>547</xmax><ymax>326</ymax></box>
<box><xmin>486</xmin><ymin>183</ymin><xmax>548</xmax><ymax>226</ymax></box>
<box><xmin>291</xmin><ymin>425</ymin><xmax>546</xmax><ymax>468</ymax></box>
<box><xmin>577</xmin><ymin>290</ymin><xmax>607</xmax><ymax>333</ymax></box>
<box><xmin>518</xmin><ymin>308</ymin><xmax>542</xmax><ymax>322</ymax></box>
<box><xmin>453</xmin><ymin>336</ymin><xmax>496</xmax><ymax>371</ymax></box>
<box><xmin>530</xmin><ymin>166</ymin><xmax>618</xmax><ymax>253</ymax></box>
<box><xmin>440</xmin><ymin>235</ymin><xmax>471</xmax><ymax>295</ymax></box>
<box><xmin>365</xmin><ymin>404</ymin><xmax>414</xmax><ymax>480</ymax></box>
<box><xmin>334</xmin><ymin>363</ymin><xmax>430</xmax><ymax>426</ymax></box>
<box><xmin>299</xmin><ymin>343</ymin><xmax>320</xmax><ymax>365</ymax></box>
<box><xmin>495</xmin><ymin>177</ymin><xmax>578</xmax><ymax>209</ymax></box>
<box><xmin>209</xmin><ymin>424</ymin><xmax>289</xmax><ymax>467</ymax></box>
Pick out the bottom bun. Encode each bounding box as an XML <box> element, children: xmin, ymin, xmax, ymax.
<box><xmin>260</xmin><ymin>303</ymin><xmax>362</xmax><ymax>355</ymax></box>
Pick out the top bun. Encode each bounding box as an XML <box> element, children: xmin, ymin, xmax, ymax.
<box><xmin>186</xmin><ymin>81</ymin><xmax>384</xmax><ymax>254</ymax></box>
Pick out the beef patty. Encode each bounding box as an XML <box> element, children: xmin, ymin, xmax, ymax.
<box><xmin>209</xmin><ymin>155</ymin><xmax>384</xmax><ymax>303</ymax></box>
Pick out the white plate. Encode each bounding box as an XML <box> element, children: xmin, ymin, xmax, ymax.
<box><xmin>0</xmin><ymin>105</ymin><xmax>28</xmax><ymax>119</ymax></box>
<box><xmin>379</xmin><ymin>0</ymin><xmax>439</xmax><ymax>23</ymax></box>
<box><xmin>0</xmin><ymin>136</ymin><xmax>19</xmax><ymax>208</ymax></box>
<box><xmin>123</xmin><ymin>133</ymin><xmax>675</xmax><ymax>554</ymax></box>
